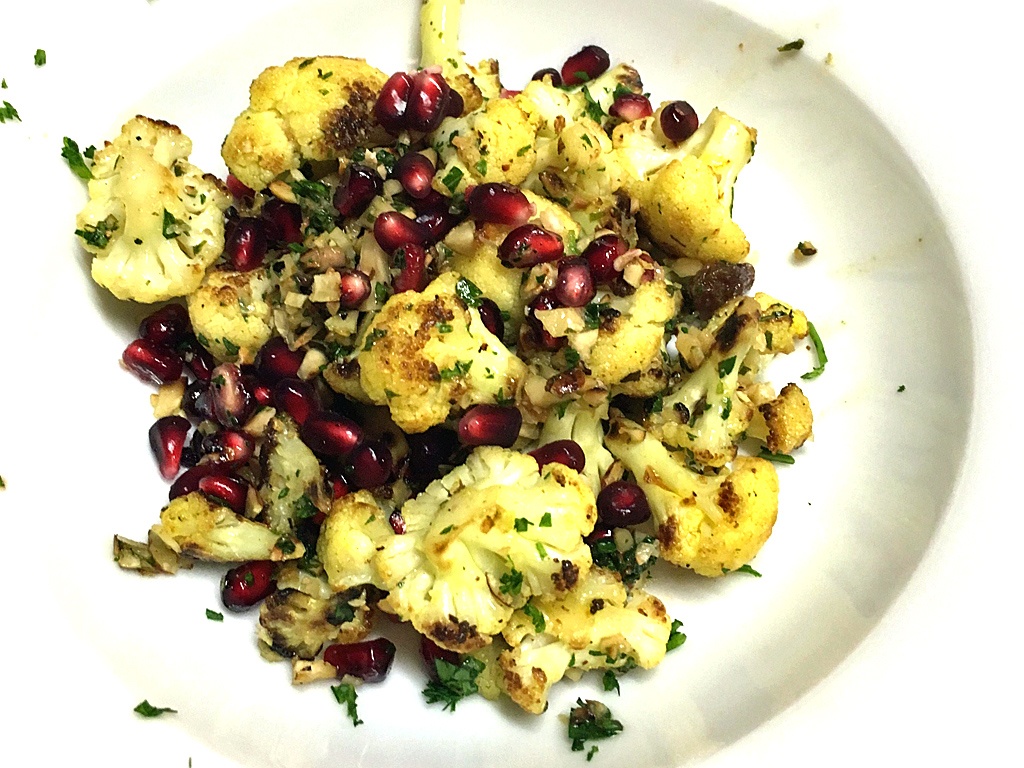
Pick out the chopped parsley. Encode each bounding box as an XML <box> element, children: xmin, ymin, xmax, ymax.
<box><xmin>778</xmin><ymin>39</ymin><xmax>805</xmax><ymax>52</ymax></box>
<box><xmin>0</xmin><ymin>475</ymin><xmax>5</xmax><ymax>490</ymax></box>
<box><xmin>61</xmin><ymin>137</ymin><xmax>94</xmax><ymax>180</ymax></box>
<box><xmin>161</xmin><ymin>209</ymin><xmax>189</xmax><ymax>239</ymax></box>
<box><xmin>800</xmin><ymin>321</ymin><xmax>827</xmax><ymax>380</ymax></box>
<box><xmin>539</xmin><ymin>512</ymin><xmax>553</xmax><ymax>528</ymax></box>
<box><xmin>374</xmin><ymin>282</ymin><xmax>390</xmax><ymax>305</ymax></box>
<box><xmin>441</xmin><ymin>166</ymin><xmax>464</xmax><ymax>193</ymax></box>
<box><xmin>34</xmin><ymin>49</ymin><xmax>46</xmax><ymax>66</ymax></box>
<box><xmin>523</xmin><ymin>602</ymin><xmax>546</xmax><ymax>633</ymax></box>
<box><xmin>757</xmin><ymin>448</ymin><xmax>795</xmax><ymax>465</ymax></box>
<box><xmin>422</xmin><ymin>656</ymin><xmax>485</xmax><ymax>711</ymax></box>
<box><xmin>205</xmin><ymin>609</ymin><xmax>224</xmax><ymax>621</ymax></box>
<box><xmin>438</xmin><ymin>360</ymin><xmax>472</xmax><ymax>380</ymax></box>
<box><xmin>514</xmin><ymin>517</ymin><xmax>533</xmax><ymax>532</ymax></box>
<box><xmin>717</xmin><ymin>355</ymin><xmax>737</xmax><ymax>377</ymax></box>
<box><xmin>735</xmin><ymin>563</ymin><xmax>762</xmax><ymax>577</ymax></box>
<box><xmin>474</xmin><ymin>158</ymin><xmax>487</xmax><ymax>176</ymax></box>
<box><xmin>0</xmin><ymin>100</ymin><xmax>20</xmax><ymax>123</ymax></box>
<box><xmin>581</xmin><ymin>86</ymin><xmax>605</xmax><ymax>122</ymax></box>
<box><xmin>454</xmin><ymin>276</ymin><xmax>483</xmax><ymax>307</ymax></box>
<box><xmin>897</xmin><ymin>384</ymin><xmax>906</xmax><ymax>393</ymax></box>
<box><xmin>568</xmin><ymin>699</ymin><xmax>623</xmax><ymax>756</ymax></box>
<box><xmin>500</xmin><ymin>568</ymin><xmax>523</xmax><ymax>596</ymax></box>
<box><xmin>666</xmin><ymin>619</ymin><xmax>687</xmax><ymax>652</ymax></box>
<box><xmin>602</xmin><ymin>670</ymin><xmax>621</xmax><ymax>696</ymax></box>
<box><xmin>317</xmin><ymin>68</ymin><xmax>333</xmax><ymax>80</ymax></box>
<box><xmin>74</xmin><ymin>215</ymin><xmax>118</xmax><ymax>248</ymax></box>
<box><xmin>331</xmin><ymin>683</ymin><xmax>363</xmax><ymax>726</ymax></box>
<box><xmin>293</xmin><ymin>494</ymin><xmax>318</xmax><ymax>520</ymax></box>
<box><xmin>134</xmin><ymin>700</ymin><xmax>177</xmax><ymax>718</ymax></box>
<box><xmin>363</xmin><ymin>328</ymin><xmax>387</xmax><ymax>351</ymax></box>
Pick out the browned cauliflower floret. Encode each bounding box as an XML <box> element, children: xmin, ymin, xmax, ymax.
<box><xmin>357</xmin><ymin>271</ymin><xmax>528</xmax><ymax>433</ymax></box>
<box><xmin>606</xmin><ymin>418</ymin><xmax>778</xmax><ymax>577</ymax></box>
<box><xmin>747</xmin><ymin>382</ymin><xmax>814</xmax><ymax>455</ymax></box>
<box><xmin>222</xmin><ymin>56</ymin><xmax>391</xmax><ymax>191</ymax></box>
<box><xmin>186</xmin><ymin>268</ymin><xmax>274</xmax><ymax>364</ymax></box>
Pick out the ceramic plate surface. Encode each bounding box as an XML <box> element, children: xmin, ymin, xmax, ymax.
<box><xmin>1</xmin><ymin>1</ymin><xmax>1005</xmax><ymax>766</ymax></box>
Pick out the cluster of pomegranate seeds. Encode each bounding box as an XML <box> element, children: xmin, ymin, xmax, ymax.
<box><xmin>529</xmin><ymin>439</ymin><xmax>586</xmax><ymax>473</ymax></box>
<box><xmin>222</xmin><ymin>560</ymin><xmax>277</xmax><ymax>611</ymax></box>
<box><xmin>609</xmin><ymin>92</ymin><xmax>653</xmax><ymax>122</ymax></box>
<box><xmin>597</xmin><ymin>481</ymin><xmax>652</xmax><ymax>527</ymax></box>
<box><xmin>374</xmin><ymin>69</ymin><xmax>461</xmax><ymax>135</ymax></box>
<box><xmin>660</xmin><ymin>100</ymin><xmax>700</xmax><ymax>143</ymax></box>
<box><xmin>457</xmin><ymin>405</ymin><xmax>523</xmax><ymax>448</ymax></box>
<box><xmin>373</xmin><ymin>210</ymin><xmax>431</xmax><ymax>253</ymax></box>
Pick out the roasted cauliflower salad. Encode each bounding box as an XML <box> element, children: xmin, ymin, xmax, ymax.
<box><xmin>74</xmin><ymin>0</ymin><xmax>821</xmax><ymax>745</ymax></box>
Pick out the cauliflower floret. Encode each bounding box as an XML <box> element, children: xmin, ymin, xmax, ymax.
<box><xmin>318</xmin><ymin>490</ymin><xmax>396</xmax><ymax>592</ymax></box>
<box><xmin>614</xmin><ymin>107</ymin><xmax>756</xmax><ymax>262</ymax></box>
<box><xmin>186</xmin><ymin>268</ymin><xmax>274</xmax><ymax>364</ymax></box>
<box><xmin>357</xmin><ymin>271</ymin><xmax>528</xmax><ymax>433</ymax></box>
<box><xmin>151</xmin><ymin>492</ymin><xmax>304</xmax><ymax>563</ymax></box>
<box><xmin>498</xmin><ymin>566</ymin><xmax>671</xmax><ymax>714</ymax></box>
<box><xmin>746</xmin><ymin>382</ymin><xmax>814</xmax><ymax>455</ymax></box>
<box><xmin>605</xmin><ymin>418</ymin><xmax>778</xmax><ymax>577</ymax></box>
<box><xmin>586</xmin><ymin>270</ymin><xmax>680</xmax><ymax>389</ymax></box>
<box><xmin>535</xmin><ymin>399</ymin><xmax>614</xmax><ymax>496</ymax></box>
<box><xmin>221</xmin><ymin>56</ymin><xmax>390</xmax><ymax>191</ymax></box>
<box><xmin>745</xmin><ymin>291</ymin><xmax>810</xmax><ymax>375</ymax></box>
<box><xmin>375</xmin><ymin>446</ymin><xmax>598</xmax><ymax>652</ymax></box>
<box><xmin>648</xmin><ymin>296</ymin><xmax>760</xmax><ymax>469</ymax></box>
<box><xmin>257</xmin><ymin>414</ymin><xmax>328</xmax><ymax>535</ymax></box>
<box><xmin>75</xmin><ymin>116</ymin><xmax>230</xmax><ymax>303</ymax></box>
<box><xmin>430</xmin><ymin>97</ymin><xmax>541</xmax><ymax>194</ymax></box>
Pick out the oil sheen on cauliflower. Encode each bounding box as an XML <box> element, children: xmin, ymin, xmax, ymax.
<box><xmin>358</xmin><ymin>271</ymin><xmax>528</xmax><ymax>433</ymax></box>
<box><xmin>375</xmin><ymin>446</ymin><xmax>598</xmax><ymax>653</ymax></box>
<box><xmin>75</xmin><ymin>116</ymin><xmax>230</xmax><ymax>303</ymax></box>
<box><xmin>222</xmin><ymin>56</ymin><xmax>391</xmax><ymax>191</ymax></box>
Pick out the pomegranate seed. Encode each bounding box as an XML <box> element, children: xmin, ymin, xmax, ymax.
<box><xmin>169</xmin><ymin>462</ymin><xmax>222</xmax><ymax>499</ymax></box>
<box><xmin>260</xmin><ymin>198</ymin><xmax>304</xmax><ymax>244</ymax></box>
<box><xmin>389</xmin><ymin>510</ymin><xmax>406</xmax><ymax>534</ymax></box>
<box><xmin>198</xmin><ymin>474</ymin><xmax>248</xmax><ymax>514</ymax></box>
<box><xmin>560</xmin><ymin>45</ymin><xmax>610</xmax><ymax>85</ymax></box>
<box><xmin>467</xmin><ymin>183</ymin><xmax>534</xmax><ymax>226</ymax></box>
<box><xmin>179</xmin><ymin>336</ymin><xmax>215</xmax><ymax>381</ymax></box>
<box><xmin>597</xmin><ymin>481</ymin><xmax>652</xmax><ymax>527</ymax></box>
<box><xmin>252</xmin><ymin>382</ymin><xmax>273</xmax><ymax>406</ymax></box>
<box><xmin>392</xmin><ymin>243</ymin><xmax>428</xmax><ymax>293</ymax></box>
<box><xmin>182</xmin><ymin>378</ymin><xmax>215</xmax><ymax>420</ymax></box>
<box><xmin>225</xmin><ymin>218</ymin><xmax>269</xmax><ymax>272</ymax></box>
<box><xmin>272</xmin><ymin>378</ymin><xmax>320</xmax><ymax>426</ymax></box>
<box><xmin>209</xmin><ymin>363</ymin><xmax>253</xmax><ymax>427</ymax></box>
<box><xmin>149</xmin><ymin>416</ymin><xmax>191</xmax><ymax>481</ymax></box>
<box><xmin>660</xmin><ymin>100</ymin><xmax>699</xmax><ymax>144</ymax></box>
<box><xmin>122</xmin><ymin>338</ymin><xmax>183</xmax><ymax>385</ymax></box>
<box><xmin>407</xmin><ymin>70</ymin><xmax>453</xmax><ymax>133</ymax></box>
<box><xmin>301</xmin><ymin>412</ymin><xmax>363</xmax><ymax>458</ymax></box>
<box><xmin>221</xmin><ymin>560</ymin><xmax>276</xmax><ymax>611</ymax></box>
<box><xmin>334</xmin><ymin>164</ymin><xmax>383</xmax><ymax>219</ymax></box>
<box><xmin>446</xmin><ymin>88</ymin><xmax>464</xmax><ymax>117</ymax></box>
<box><xmin>225</xmin><ymin>174</ymin><xmax>255</xmax><ymax>201</ymax></box>
<box><xmin>420</xmin><ymin>635</ymin><xmax>461</xmax><ymax>675</ymax></box>
<box><xmin>255</xmin><ymin>337</ymin><xmax>304</xmax><ymax>384</ymax></box>
<box><xmin>375</xmin><ymin>72</ymin><xmax>413</xmax><ymax>134</ymax></box>
<box><xmin>531</xmin><ymin>67</ymin><xmax>563</xmax><ymax>86</ymax></box>
<box><xmin>203</xmin><ymin>429</ymin><xmax>255</xmax><ymax>468</ymax></box>
<box><xmin>458</xmin><ymin>405</ymin><xmax>522</xmax><ymax>448</ymax></box>
<box><xmin>415</xmin><ymin>208</ymin><xmax>460</xmax><ymax>243</ymax></box>
<box><xmin>553</xmin><ymin>258</ymin><xmax>596</xmax><ymax>308</ymax></box>
<box><xmin>583</xmin><ymin>234</ymin><xmax>627</xmax><ymax>284</ymax></box>
<box><xmin>529</xmin><ymin>439</ymin><xmax>586</xmax><ymax>473</ymax></box>
<box><xmin>405</xmin><ymin>426</ymin><xmax>459</xmax><ymax>487</ymax></box>
<box><xmin>138</xmin><ymin>304</ymin><xmax>191</xmax><ymax>347</ymax></box>
<box><xmin>329</xmin><ymin>269</ymin><xmax>369</xmax><ymax>310</ymax></box>
<box><xmin>327</xmin><ymin>470</ymin><xmax>349</xmax><ymax>500</ymax></box>
<box><xmin>349</xmin><ymin>440</ymin><xmax>394</xmax><ymax>489</ymax></box>
<box><xmin>374</xmin><ymin>210</ymin><xmax>430</xmax><ymax>253</ymax></box>
<box><xmin>477</xmin><ymin>298</ymin><xmax>504</xmax><ymax>339</ymax></box>
<box><xmin>393</xmin><ymin>152</ymin><xmax>435</xmax><ymax>199</ymax></box>
<box><xmin>526</xmin><ymin>291</ymin><xmax>566</xmax><ymax>351</ymax></box>
<box><xmin>497</xmin><ymin>224</ymin><xmax>564</xmax><ymax>268</ymax></box>
<box><xmin>609</xmin><ymin>92</ymin><xmax>653</xmax><ymax>121</ymax></box>
<box><xmin>323</xmin><ymin>638</ymin><xmax>397</xmax><ymax>683</ymax></box>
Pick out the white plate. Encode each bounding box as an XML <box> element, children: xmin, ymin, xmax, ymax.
<box><xmin>0</xmin><ymin>1</ymin><xmax>1017</xmax><ymax>765</ymax></box>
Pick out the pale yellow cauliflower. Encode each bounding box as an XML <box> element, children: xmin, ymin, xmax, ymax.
<box><xmin>75</xmin><ymin>115</ymin><xmax>230</xmax><ymax>303</ymax></box>
<box><xmin>374</xmin><ymin>446</ymin><xmax>598</xmax><ymax>652</ymax></box>
<box><xmin>222</xmin><ymin>56</ymin><xmax>390</xmax><ymax>191</ymax></box>
<box><xmin>357</xmin><ymin>271</ymin><xmax>528</xmax><ymax>433</ymax></box>
<box><xmin>186</xmin><ymin>268</ymin><xmax>274</xmax><ymax>364</ymax></box>
<box><xmin>318</xmin><ymin>490</ymin><xmax>396</xmax><ymax>593</ymax></box>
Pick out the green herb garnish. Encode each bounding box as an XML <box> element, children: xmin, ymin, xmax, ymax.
<box><xmin>422</xmin><ymin>657</ymin><xmax>486</xmax><ymax>711</ymax></box>
<box><xmin>205</xmin><ymin>609</ymin><xmax>224</xmax><ymax>621</ymax></box>
<box><xmin>568</xmin><ymin>699</ymin><xmax>623</xmax><ymax>755</ymax></box>
<box><xmin>331</xmin><ymin>683</ymin><xmax>363</xmax><ymax>726</ymax></box>
<box><xmin>134</xmin><ymin>700</ymin><xmax>177</xmax><ymax>718</ymax></box>
<box><xmin>801</xmin><ymin>321</ymin><xmax>827</xmax><ymax>380</ymax></box>
<box><xmin>61</xmin><ymin>137</ymin><xmax>94</xmax><ymax>180</ymax></box>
